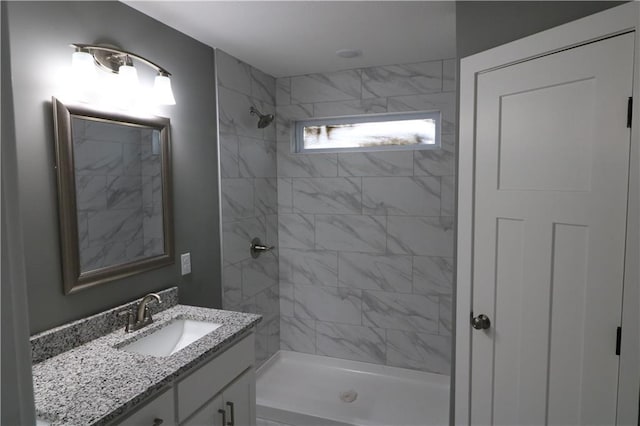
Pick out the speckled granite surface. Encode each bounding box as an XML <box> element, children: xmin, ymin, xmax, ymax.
<box><xmin>31</xmin><ymin>287</ymin><xmax>179</xmax><ymax>364</ymax></box>
<box><xmin>32</xmin><ymin>303</ymin><xmax>261</xmax><ymax>426</ymax></box>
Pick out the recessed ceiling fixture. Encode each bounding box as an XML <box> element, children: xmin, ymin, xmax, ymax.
<box><xmin>336</xmin><ymin>49</ymin><xmax>362</xmax><ymax>59</ymax></box>
<box><xmin>70</xmin><ymin>43</ymin><xmax>176</xmax><ymax>105</ymax></box>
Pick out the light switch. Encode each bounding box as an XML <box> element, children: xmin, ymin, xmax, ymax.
<box><xmin>181</xmin><ymin>253</ymin><xmax>191</xmax><ymax>275</ymax></box>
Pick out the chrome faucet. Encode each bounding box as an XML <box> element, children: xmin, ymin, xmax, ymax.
<box><xmin>137</xmin><ymin>293</ymin><xmax>161</xmax><ymax>323</ymax></box>
<box><xmin>119</xmin><ymin>293</ymin><xmax>162</xmax><ymax>332</ymax></box>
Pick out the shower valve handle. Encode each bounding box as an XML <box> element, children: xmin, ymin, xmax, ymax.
<box><xmin>250</xmin><ymin>237</ymin><xmax>274</xmax><ymax>258</ymax></box>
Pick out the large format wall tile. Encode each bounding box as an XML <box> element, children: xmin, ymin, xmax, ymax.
<box><xmin>292</xmin><ymin>177</ymin><xmax>362</xmax><ymax>214</ymax></box>
<box><xmin>218</xmin><ymin>52</ymin><xmax>279</xmax><ymax>368</ymax></box>
<box><xmin>387</xmin><ymin>216</ymin><xmax>454</xmax><ymax>256</ymax></box>
<box><xmin>278</xmin><ymin>213</ymin><xmax>315</xmax><ymax>249</ymax></box>
<box><xmin>277</xmin><ymin>142</ymin><xmax>338</xmax><ymax>178</ymax></box>
<box><xmin>362</xmin><ymin>176</ymin><xmax>440</xmax><ymax>216</ymax></box>
<box><xmin>219</xmin><ymin>133</ymin><xmax>240</xmax><ymax>178</ymax></box>
<box><xmin>291</xmin><ymin>70</ymin><xmax>361</xmax><ymax>104</ymax></box>
<box><xmin>276</xmin><ymin>77</ymin><xmax>291</xmax><ymax>106</ymax></box>
<box><xmin>315</xmin><ymin>215</ymin><xmax>386</xmax><ymax>253</ymax></box>
<box><xmin>414</xmin><ymin>139</ymin><xmax>455</xmax><ymax>177</ymax></box>
<box><xmin>222</xmin><ymin>218</ymin><xmax>265</xmax><ymax>265</ymax></box>
<box><xmin>221</xmin><ymin>178</ymin><xmax>254</xmax><ymax>222</ymax></box>
<box><xmin>338</xmin><ymin>252</ymin><xmax>412</xmax><ymax>292</ymax></box>
<box><xmin>362</xmin><ymin>291</ymin><xmax>439</xmax><ymax>333</ymax></box>
<box><xmin>218</xmin><ymin>86</ymin><xmax>265</xmax><ymax>140</ymax></box>
<box><xmin>275</xmin><ymin>104</ymin><xmax>313</xmax><ymax>142</ymax></box>
<box><xmin>242</xmin><ymin>253</ymin><xmax>278</xmax><ymax>298</ymax></box>
<box><xmin>386</xmin><ymin>330</ymin><xmax>451</xmax><ymax>374</ymax></box>
<box><xmin>294</xmin><ymin>284</ymin><xmax>361</xmax><ymax>325</ymax></box>
<box><xmin>442</xmin><ymin>59</ymin><xmax>456</xmax><ymax>93</ymax></box>
<box><xmin>439</xmin><ymin>295</ymin><xmax>452</xmax><ymax>337</ymax></box>
<box><xmin>412</xmin><ymin>256</ymin><xmax>453</xmax><ymax>296</ymax></box>
<box><xmin>277</xmin><ymin>178</ymin><xmax>293</xmax><ymax>212</ymax></box>
<box><xmin>280</xmin><ymin>248</ymin><xmax>338</xmax><ymax>286</ymax></box>
<box><xmin>280</xmin><ymin>316</ymin><xmax>316</xmax><ymax>354</ymax></box>
<box><xmin>440</xmin><ymin>175</ymin><xmax>455</xmax><ymax>216</ymax></box>
<box><xmin>256</xmin><ymin>284</ymin><xmax>280</xmax><ymax>324</ymax></box>
<box><xmin>239</xmin><ymin>137</ymin><xmax>277</xmax><ymax>178</ymax></box>
<box><xmin>276</xmin><ymin>57</ymin><xmax>456</xmax><ymax>375</ymax></box>
<box><xmin>387</xmin><ymin>92</ymin><xmax>457</xmax><ymax>135</ymax></box>
<box><xmin>362</xmin><ymin>61</ymin><xmax>442</xmax><ymax>99</ymax></box>
<box><xmin>316</xmin><ymin>323</ymin><xmax>386</xmax><ymax>364</ymax></box>
<box><xmin>338</xmin><ymin>151</ymin><xmax>413</xmax><ymax>177</ymax></box>
<box><xmin>223</xmin><ymin>263</ymin><xmax>243</xmax><ymax>307</ymax></box>
<box><xmin>265</xmin><ymin>214</ymin><xmax>279</xmax><ymax>249</ymax></box>
<box><xmin>217</xmin><ymin>50</ymin><xmax>251</xmax><ymax>94</ymax></box>
<box><xmin>251</xmin><ymin>67</ymin><xmax>276</xmax><ymax>105</ymax></box>
<box><xmin>314</xmin><ymin>98</ymin><xmax>387</xmax><ymax>117</ymax></box>
<box><xmin>279</xmin><ymin>281</ymin><xmax>294</xmax><ymax>317</ymax></box>
<box><xmin>255</xmin><ymin>178</ymin><xmax>278</xmax><ymax>216</ymax></box>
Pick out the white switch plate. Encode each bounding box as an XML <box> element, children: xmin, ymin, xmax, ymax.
<box><xmin>181</xmin><ymin>253</ymin><xmax>191</xmax><ymax>275</ymax></box>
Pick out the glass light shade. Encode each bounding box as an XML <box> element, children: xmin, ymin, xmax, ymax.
<box><xmin>71</xmin><ymin>51</ymin><xmax>95</xmax><ymax>77</ymax></box>
<box><xmin>118</xmin><ymin>64</ymin><xmax>139</xmax><ymax>89</ymax></box>
<box><xmin>153</xmin><ymin>74</ymin><xmax>176</xmax><ymax>105</ymax></box>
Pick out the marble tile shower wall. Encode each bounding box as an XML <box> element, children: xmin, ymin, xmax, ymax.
<box><xmin>276</xmin><ymin>59</ymin><xmax>456</xmax><ymax>375</ymax></box>
<box><xmin>216</xmin><ymin>50</ymin><xmax>280</xmax><ymax>366</ymax></box>
<box><xmin>73</xmin><ymin>120</ymin><xmax>163</xmax><ymax>272</ymax></box>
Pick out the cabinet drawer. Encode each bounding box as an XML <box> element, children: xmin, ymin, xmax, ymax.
<box><xmin>119</xmin><ymin>387</ymin><xmax>175</xmax><ymax>426</ymax></box>
<box><xmin>177</xmin><ymin>333</ymin><xmax>254</xmax><ymax>422</ymax></box>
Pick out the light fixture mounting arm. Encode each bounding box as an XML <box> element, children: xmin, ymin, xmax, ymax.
<box><xmin>70</xmin><ymin>43</ymin><xmax>171</xmax><ymax>76</ymax></box>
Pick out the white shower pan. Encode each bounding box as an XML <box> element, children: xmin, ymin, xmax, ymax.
<box><xmin>256</xmin><ymin>351</ymin><xmax>450</xmax><ymax>426</ymax></box>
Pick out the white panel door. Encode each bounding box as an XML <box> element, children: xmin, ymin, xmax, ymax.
<box><xmin>472</xmin><ymin>32</ymin><xmax>634</xmax><ymax>425</ymax></box>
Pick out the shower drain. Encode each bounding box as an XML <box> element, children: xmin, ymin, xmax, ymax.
<box><xmin>339</xmin><ymin>389</ymin><xmax>358</xmax><ymax>403</ymax></box>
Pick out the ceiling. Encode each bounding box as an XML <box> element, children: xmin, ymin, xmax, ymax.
<box><xmin>122</xmin><ymin>1</ymin><xmax>457</xmax><ymax>78</ymax></box>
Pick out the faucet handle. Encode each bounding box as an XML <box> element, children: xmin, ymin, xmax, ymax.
<box><xmin>118</xmin><ymin>309</ymin><xmax>135</xmax><ymax>332</ymax></box>
<box><xmin>143</xmin><ymin>306</ymin><xmax>153</xmax><ymax>322</ymax></box>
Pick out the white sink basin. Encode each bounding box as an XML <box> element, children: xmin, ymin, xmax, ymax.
<box><xmin>121</xmin><ymin>318</ymin><xmax>222</xmax><ymax>357</ymax></box>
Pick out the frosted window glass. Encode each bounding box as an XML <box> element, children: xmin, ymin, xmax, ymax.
<box><xmin>295</xmin><ymin>111</ymin><xmax>440</xmax><ymax>153</ymax></box>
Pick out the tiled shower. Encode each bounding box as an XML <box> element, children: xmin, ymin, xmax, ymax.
<box><xmin>218</xmin><ymin>49</ymin><xmax>456</xmax><ymax>374</ymax></box>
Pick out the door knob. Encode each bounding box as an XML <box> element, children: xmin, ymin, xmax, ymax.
<box><xmin>471</xmin><ymin>314</ymin><xmax>491</xmax><ymax>330</ymax></box>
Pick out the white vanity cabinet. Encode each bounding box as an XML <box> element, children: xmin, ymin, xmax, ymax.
<box><xmin>120</xmin><ymin>387</ymin><xmax>176</xmax><ymax>426</ymax></box>
<box><xmin>182</xmin><ymin>370</ymin><xmax>255</xmax><ymax>426</ymax></box>
<box><xmin>117</xmin><ymin>333</ymin><xmax>255</xmax><ymax>426</ymax></box>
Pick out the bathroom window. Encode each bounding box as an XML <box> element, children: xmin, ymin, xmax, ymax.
<box><xmin>294</xmin><ymin>111</ymin><xmax>441</xmax><ymax>153</ymax></box>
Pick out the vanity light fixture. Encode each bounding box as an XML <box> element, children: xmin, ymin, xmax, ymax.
<box><xmin>71</xmin><ymin>48</ymin><xmax>96</xmax><ymax>77</ymax></box>
<box><xmin>70</xmin><ymin>43</ymin><xmax>176</xmax><ymax>105</ymax></box>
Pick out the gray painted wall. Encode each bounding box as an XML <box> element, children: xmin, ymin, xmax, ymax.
<box><xmin>6</xmin><ymin>1</ymin><xmax>221</xmax><ymax>334</ymax></box>
<box><xmin>456</xmin><ymin>1</ymin><xmax>624</xmax><ymax>58</ymax></box>
<box><xmin>1</xmin><ymin>2</ymin><xmax>36</xmax><ymax>423</ymax></box>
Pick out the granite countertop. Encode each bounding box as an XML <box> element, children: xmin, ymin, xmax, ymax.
<box><xmin>32</xmin><ymin>303</ymin><xmax>261</xmax><ymax>426</ymax></box>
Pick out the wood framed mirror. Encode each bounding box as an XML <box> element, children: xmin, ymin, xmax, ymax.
<box><xmin>52</xmin><ymin>97</ymin><xmax>174</xmax><ymax>294</ymax></box>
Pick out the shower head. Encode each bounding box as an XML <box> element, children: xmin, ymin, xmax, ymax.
<box><xmin>249</xmin><ymin>106</ymin><xmax>274</xmax><ymax>129</ymax></box>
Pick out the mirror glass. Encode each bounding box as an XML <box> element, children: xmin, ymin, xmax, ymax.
<box><xmin>53</xmin><ymin>98</ymin><xmax>174</xmax><ymax>294</ymax></box>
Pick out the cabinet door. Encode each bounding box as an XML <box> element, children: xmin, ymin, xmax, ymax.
<box><xmin>177</xmin><ymin>334</ymin><xmax>255</xmax><ymax>422</ymax></box>
<box><xmin>119</xmin><ymin>388</ymin><xmax>175</xmax><ymax>426</ymax></box>
<box><xmin>221</xmin><ymin>369</ymin><xmax>255</xmax><ymax>426</ymax></box>
<box><xmin>182</xmin><ymin>395</ymin><xmax>224</xmax><ymax>426</ymax></box>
